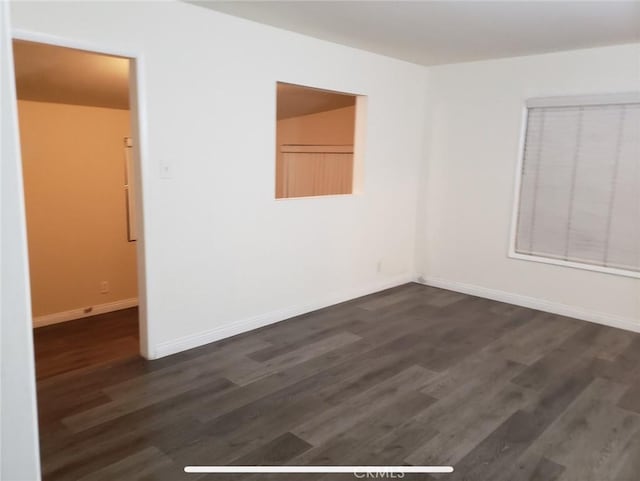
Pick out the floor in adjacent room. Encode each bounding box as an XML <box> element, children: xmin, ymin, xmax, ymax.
<box><xmin>34</xmin><ymin>307</ymin><xmax>140</xmax><ymax>380</ymax></box>
<box><xmin>36</xmin><ymin>284</ymin><xmax>640</xmax><ymax>481</ymax></box>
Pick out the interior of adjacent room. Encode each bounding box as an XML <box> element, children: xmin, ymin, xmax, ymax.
<box><xmin>13</xmin><ymin>40</ymin><xmax>142</xmax><ymax>380</ymax></box>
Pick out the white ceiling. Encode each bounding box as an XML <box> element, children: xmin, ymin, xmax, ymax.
<box><xmin>13</xmin><ymin>40</ymin><xmax>130</xmax><ymax>110</ymax></box>
<box><xmin>190</xmin><ymin>1</ymin><xmax>640</xmax><ymax>66</ymax></box>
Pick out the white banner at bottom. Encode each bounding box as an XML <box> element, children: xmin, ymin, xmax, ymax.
<box><xmin>184</xmin><ymin>466</ymin><xmax>454</xmax><ymax>474</ymax></box>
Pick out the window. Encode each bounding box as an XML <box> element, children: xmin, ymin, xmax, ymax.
<box><xmin>275</xmin><ymin>82</ymin><xmax>364</xmax><ymax>198</ymax></box>
<box><xmin>512</xmin><ymin>93</ymin><xmax>640</xmax><ymax>277</ymax></box>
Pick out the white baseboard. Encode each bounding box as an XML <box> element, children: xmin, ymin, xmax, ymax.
<box><xmin>33</xmin><ymin>298</ymin><xmax>139</xmax><ymax>328</ymax></box>
<box><xmin>153</xmin><ymin>274</ymin><xmax>414</xmax><ymax>358</ymax></box>
<box><xmin>417</xmin><ymin>276</ymin><xmax>640</xmax><ymax>334</ymax></box>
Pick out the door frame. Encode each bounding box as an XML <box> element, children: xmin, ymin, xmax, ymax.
<box><xmin>12</xmin><ymin>28</ymin><xmax>154</xmax><ymax>359</ymax></box>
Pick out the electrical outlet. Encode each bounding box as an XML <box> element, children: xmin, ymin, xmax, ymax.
<box><xmin>100</xmin><ymin>281</ymin><xmax>109</xmax><ymax>294</ymax></box>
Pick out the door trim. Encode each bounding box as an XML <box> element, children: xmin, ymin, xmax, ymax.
<box><xmin>12</xmin><ymin>28</ymin><xmax>155</xmax><ymax>359</ymax></box>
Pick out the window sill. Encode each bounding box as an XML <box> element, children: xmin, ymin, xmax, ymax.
<box><xmin>507</xmin><ymin>251</ymin><xmax>640</xmax><ymax>280</ymax></box>
<box><xmin>274</xmin><ymin>192</ymin><xmax>362</xmax><ymax>201</ymax></box>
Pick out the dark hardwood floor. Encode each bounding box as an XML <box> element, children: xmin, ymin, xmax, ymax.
<box><xmin>34</xmin><ymin>307</ymin><xmax>140</xmax><ymax>380</ymax></box>
<box><xmin>36</xmin><ymin>284</ymin><xmax>640</xmax><ymax>481</ymax></box>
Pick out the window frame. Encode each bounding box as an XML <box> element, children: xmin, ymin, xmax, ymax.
<box><xmin>273</xmin><ymin>80</ymin><xmax>367</xmax><ymax>201</ymax></box>
<box><xmin>508</xmin><ymin>92</ymin><xmax>640</xmax><ymax>279</ymax></box>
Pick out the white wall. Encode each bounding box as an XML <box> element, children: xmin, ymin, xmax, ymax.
<box><xmin>18</xmin><ymin>101</ymin><xmax>137</xmax><ymax>320</ymax></box>
<box><xmin>1</xmin><ymin>2</ymin><xmax>41</xmax><ymax>480</ymax></box>
<box><xmin>417</xmin><ymin>43</ymin><xmax>640</xmax><ymax>330</ymax></box>
<box><xmin>11</xmin><ymin>1</ymin><xmax>428</xmax><ymax>357</ymax></box>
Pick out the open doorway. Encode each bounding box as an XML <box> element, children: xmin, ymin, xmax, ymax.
<box><xmin>12</xmin><ymin>39</ymin><xmax>147</xmax><ymax>380</ymax></box>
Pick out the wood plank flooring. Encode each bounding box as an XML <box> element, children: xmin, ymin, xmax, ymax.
<box><xmin>34</xmin><ymin>307</ymin><xmax>140</xmax><ymax>380</ymax></box>
<box><xmin>35</xmin><ymin>284</ymin><xmax>640</xmax><ymax>481</ymax></box>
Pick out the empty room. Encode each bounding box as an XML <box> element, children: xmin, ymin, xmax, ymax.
<box><xmin>1</xmin><ymin>2</ymin><xmax>638</xmax><ymax>481</ymax></box>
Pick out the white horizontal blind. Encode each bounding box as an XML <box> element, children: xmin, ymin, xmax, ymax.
<box><xmin>515</xmin><ymin>99</ymin><xmax>640</xmax><ymax>273</ymax></box>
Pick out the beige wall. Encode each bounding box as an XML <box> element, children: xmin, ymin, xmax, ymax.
<box><xmin>276</xmin><ymin>105</ymin><xmax>355</xmax><ymax>197</ymax></box>
<box><xmin>17</xmin><ymin>100</ymin><xmax>137</xmax><ymax>319</ymax></box>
